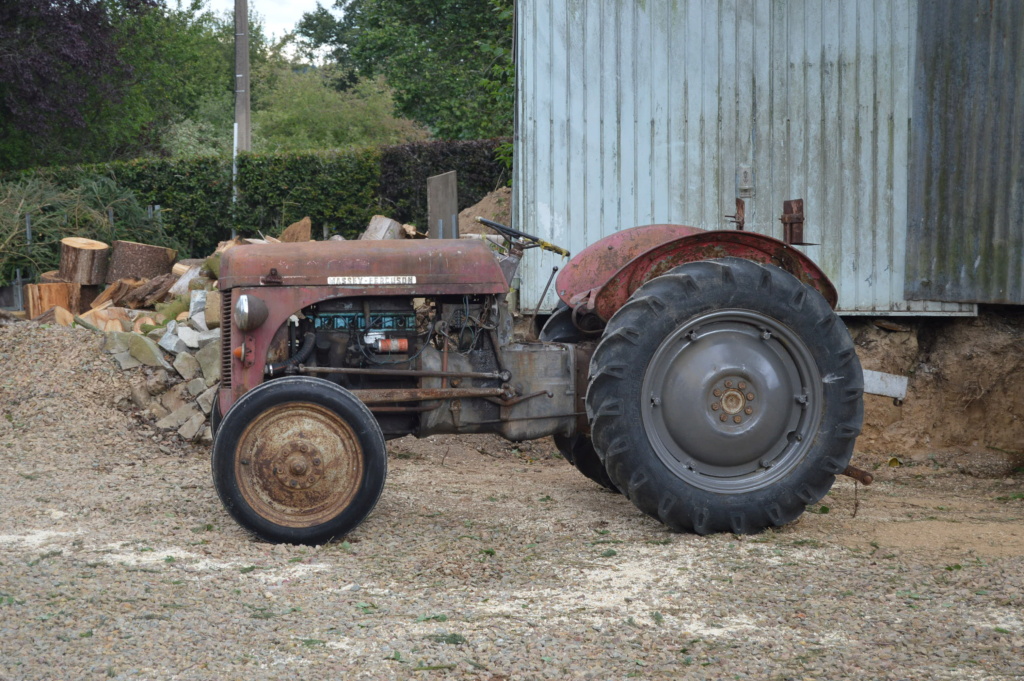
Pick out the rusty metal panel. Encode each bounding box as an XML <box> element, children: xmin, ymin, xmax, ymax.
<box><xmin>218</xmin><ymin>239</ymin><xmax>507</xmax><ymax>294</ymax></box>
<box><xmin>904</xmin><ymin>0</ymin><xmax>1024</xmax><ymax>304</ymax></box>
<box><xmin>514</xmin><ymin>0</ymin><xmax>976</xmax><ymax>315</ymax></box>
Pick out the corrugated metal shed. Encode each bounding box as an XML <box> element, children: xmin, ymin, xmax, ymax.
<box><xmin>514</xmin><ymin>0</ymin><xmax>980</xmax><ymax>315</ymax></box>
<box><xmin>905</xmin><ymin>1</ymin><xmax>1024</xmax><ymax>304</ymax></box>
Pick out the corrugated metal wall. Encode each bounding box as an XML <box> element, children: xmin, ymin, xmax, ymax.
<box><xmin>514</xmin><ymin>0</ymin><xmax>976</xmax><ymax>315</ymax></box>
<box><xmin>905</xmin><ymin>0</ymin><xmax>1024</xmax><ymax>304</ymax></box>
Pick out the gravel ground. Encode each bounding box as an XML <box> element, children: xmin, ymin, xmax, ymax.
<box><xmin>1</xmin><ymin>322</ymin><xmax>1023</xmax><ymax>680</ymax></box>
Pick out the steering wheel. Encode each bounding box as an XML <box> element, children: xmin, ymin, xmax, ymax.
<box><xmin>475</xmin><ymin>217</ymin><xmax>570</xmax><ymax>257</ymax></box>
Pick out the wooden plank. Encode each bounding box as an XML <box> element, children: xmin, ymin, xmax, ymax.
<box><xmin>427</xmin><ymin>171</ymin><xmax>458</xmax><ymax>239</ymax></box>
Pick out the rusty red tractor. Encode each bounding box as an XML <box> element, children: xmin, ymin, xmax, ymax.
<box><xmin>211</xmin><ymin>221</ymin><xmax>863</xmax><ymax>544</ymax></box>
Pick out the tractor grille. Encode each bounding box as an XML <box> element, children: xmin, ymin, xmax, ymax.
<box><xmin>220</xmin><ymin>291</ymin><xmax>232</xmax><ymax>389</ymax></box>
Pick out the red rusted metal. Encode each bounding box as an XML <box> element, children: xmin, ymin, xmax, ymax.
<box><xmin>234</xmin><ymin>401</ymin><xmax>364</xmax><ymax>528</ymax></box>
<box><xmin>842</xmin><ymin>465</ymin><xmax>874</xmax><ymax>486</ymax></box>
<box><xmin>297</xmin><ymin>365</ymin><xmax>505</xmax><ymax>381</ymax></box>
<box><xmin>781</xmin><ymin>199</ymin><xmax>812</xmax><ymax>245</ymax></box>
<box><xmin>555</xmin><ymin>224</ymin><xmax>703</xmax><ymax>305</ymax></box>
<box><xmin>592</xmin><ymin>230</ymin><xmax>839</xmax><ymax>321</ymax></box>
<box><xmin>351</xmin><ymin>387</ymin><xmax>508</xmax><ymax>404</ymax></box>
<box><xmin>219</xmin><ymin>239</ymin><xmax>508</xmax><ymax>294</ymax></box>
<box><xmin>725</xmin><ymin>198</ymin><xmax>746</xmax><ymax>230</ymax></box>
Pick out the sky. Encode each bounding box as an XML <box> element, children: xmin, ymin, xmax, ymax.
<box><xmin>204</xmin><ymin>0</ymin><xmax>333</xmax><ymax>42</ymax></box>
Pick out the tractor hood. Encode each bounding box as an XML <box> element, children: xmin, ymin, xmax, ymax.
<box><xmin>218</xmin><ymin>239</ymin><xmax>509</xmax><ymax>295</ymax></box>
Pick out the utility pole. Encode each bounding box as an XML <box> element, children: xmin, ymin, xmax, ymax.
<box><xmin>232</xmin><ymin>0</ymin><xmax>250</xmax><ymax>238</ymax></box>
<box><xmin>234</xmin><ymin>0</ymin><xmax>251</xmax><ymax>152</ymax></box>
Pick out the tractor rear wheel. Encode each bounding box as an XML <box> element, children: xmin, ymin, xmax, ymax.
<box><xmin>587</xmin><ymin>258</ymin><xmax>862</xmax><ymax>534</ymax></box>
<box><xmin>542</xmin><ymin>303</ymin><xmax>619</xmax><ymax>493</ymax></box>
<box><xmin>212</xmin><ymin>377</ymin><xmax>387</xmax><ymax>545</ymax></box>
<box><xmin>553</xmin><ymin>433</ymin><xmax>619</xmax><ymax>492</ymax></box>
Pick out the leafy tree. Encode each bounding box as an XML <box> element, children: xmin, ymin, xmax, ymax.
<box><xmin>0</xmin><ymin>0</ymin><xmax>148</xmax><ymax>168</ymax></box>
<box><xmin>252</xmin><ymin>68</ymin><xmax>428</xmax><ymax>152</ymax></box>
<box><xmin>0</xmin><ymin>0</ymin><xmax>266</xmax><ymax>168</ymax></box>
<box><xmin>296</xmin><ymin>0</ymin><xmax>514</xmax><ymax>140</ymax></box>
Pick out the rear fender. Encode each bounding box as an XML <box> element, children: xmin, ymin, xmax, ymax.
<box><xmin>591</xmin><ymin>230</ymin><xmax>837</xmax><ymax>321</ymax></box>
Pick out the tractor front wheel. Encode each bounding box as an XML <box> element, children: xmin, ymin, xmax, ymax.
<box><xmin>212</xmin><ymin>377</ymin><xmax>387</xmax><ymax>544</ymax></box>
<box><xmin>587</xmin><ymin>258</ymin><xmax>862</xmax><ymax>534</ymax></box>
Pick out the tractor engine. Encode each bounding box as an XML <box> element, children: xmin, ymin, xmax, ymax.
<box><xmin>262</xmin><ymin>293</ymin><xmax>581</xmax><ymax>442</ymax></box>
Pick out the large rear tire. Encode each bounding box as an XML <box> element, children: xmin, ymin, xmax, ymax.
<box><xmin>541</xmin><ymin>303</ymin><xmax>619</xmax><ymax>493</ymax></box>
<box><xmin>552</xmin><ymin>433</ymin><xmax>619</xmax><ymax>492</ymax></box>
<box><xmin>587</xmin><ymin>258</ymin><xmax>862</xmax><ymax>534</ymax></box>
<box><xmin>212</xmin><ymin>377</ymin><xmax>387</xmax><ymax>545</ymax></box>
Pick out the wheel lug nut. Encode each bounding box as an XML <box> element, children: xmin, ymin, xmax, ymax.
<box><xmin>299</xmin><ymin>444</ymin><xmax>308</xmax><ymax>453</ymax></box>
<box><xmin>719</xmin><ymin>414</ymin><xmax>728</xmax><ymax>422</ymax></box>
<box><xmin>711</xmin><ymin>403</ymin><xmax>720</xmax><ymax>411</ymax></box>
<box><xmin>725</xmin><ymin>380</ymin><xmax>733</xmax><ymax>388</ymax></box>
<box><xmin>733</xmin><ymin>415</ymin><xmax>742</xmax><ymax>424</ymax></box>
<box><xmin>289</xmin><ymin>480</ymin><xmax>298</xmax><ymax>487</ymax></box>
<box><xmin>745</xmin><ymin>407</ymin><xmax>753</xmax><ymax>415</ymax></box>
<box><xmin>713</xmin><ymin>389</ymin><xmax>722</xmax><ymax>397</ymax></box>
<box><xmin>313</xmin><ymin>458</ymin><xmax>321</xmax><ymax>466</ymax></box>
<box><xmin>747</xmin><ymin>393</ymin><xmax>755</xmax><ymax>401</ymax></box>
<box><xmin>738</xmin><ymin>382</ymin><xmax>746</xmax><ymax>390</ymax></box>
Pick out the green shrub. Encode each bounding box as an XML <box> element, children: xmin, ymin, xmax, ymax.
<box><xmin>379</xmin><ymin>139</ymin><xmax>509</xmax><ymax>228</ymax></box>
<box><xmin>0</xmin><ymin>176</ymin><xmax>183</xmax><ymax>285</ymax></box>
<box><xmin>236</xmin><ymin>148</ymin><xmax>382</xmax><ymax>239</ymax></box>
<box><xmin>2</xmin><ymin>138</ymin><xmax>508</xmax><ymax>263</ymax></box>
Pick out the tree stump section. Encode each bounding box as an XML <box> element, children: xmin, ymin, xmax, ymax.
<box><xmin>105</xmin><ymin>241</ymin><xmax>176</xmax><ymax>284</ymax></box>
<box><xmin>25</xmin><ymin>283</ymin><xmax>80</xmax><ymax>319</ymax></box>
<box><xmin>59</xmin><ymin>238</ymin><xmax>110</xmax><ymax>285</ymax></box>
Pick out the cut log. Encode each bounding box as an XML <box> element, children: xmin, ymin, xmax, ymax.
<box><xmin>121</xmin><ymin>272</ymin><xmax>177</xmax><ymax>309</ymax></box>
<box><xmin>172</xmin><ymin>259</ymin><xmax>206</xmax><ymax>277</ymax></box>
<box><xmin>59</xmin><ymin>237</ymin><xmax>109</xmax><ymax>284</ymax></box>
<box><xmin>279</xmin><ymin>216</ymin><xmax>312</xmax><ymax>242</ymax></box>
<box><xmin>360</xmin><ymin>215</ymin><xmax>403</xmax><ymax>240</ymax></box>
<box><xmin>39</xmin><ymin>270</ymin><xmax>68</xmax><ymax>284</ymax></box>
<box><xmin>78</xmin><ymin>285</ymin><xmax>100</xmax><ymax>312</ymax></box>
<box><xmin>105</xmin><ymin>240</ymin><xmax>176</xmax><ymax>284</ymax></box>
<box><xmin>25</xmin><ymin>283</ymin><xmax>79</xmax><ymax>319</ymax></box>
<box><xmin>32</xmin><ymin>305</ymin><xmax>75</xmax><ymax>327</ymax></box>
<box><xmin>168</xmin><ymin>265</ymin><xmax>203</xmax><ymax>297</ymax></box>
<box><xmin>214</xmin><ymin>237</ymin><xmax>248</xmax><ymax>255</ymax></box>
<box><xmin>91</xmin><ymin>278</ymin><xmax>144</xmax><ymax>309</ymax></box>
<box><xmin>133</xmin><ymin>316</ymin><xmax>156</xmax><ymax>333</ymax></box>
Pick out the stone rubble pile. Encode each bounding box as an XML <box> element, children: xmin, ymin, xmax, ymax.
<box><xmin>101</xmin><ymin>287</ymin><xmax>223</xmax><ymax>444</ymax></box>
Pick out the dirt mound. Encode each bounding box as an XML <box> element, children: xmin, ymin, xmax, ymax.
<box><xmin>851</xmin><ymin>309</ymin><xmax>1024</xmax><ymax>469</ymax></box>
<box><xmin>458</xmin><ymin>186</ymin><xmax>511</xmax><ymax>235</ymax></box>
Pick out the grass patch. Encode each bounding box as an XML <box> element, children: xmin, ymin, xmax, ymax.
<box><xmin>425</xmin><ymin>633</ymin><xmax>466</xmax><ymax>645</ymax></box>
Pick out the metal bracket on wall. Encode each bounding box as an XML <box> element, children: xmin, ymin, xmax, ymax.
<box><xmin>725</xmin><ymin>198</ymin><xmax>746</xmax><ymax>230</ymax></box>
<box><xmin>780</xmin><ymin>199</ymin><xmax>816</xmax><ymax>246</ymax></box>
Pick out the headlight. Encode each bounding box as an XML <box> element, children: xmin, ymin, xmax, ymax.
<box><xmin>234</xmin><ymin>294</ymin><xmax>269</xmax><ymax>331</ymax></box>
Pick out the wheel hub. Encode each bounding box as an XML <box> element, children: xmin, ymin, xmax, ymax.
<box><xmin>235</xmin><ymin>402</ymin><xmax>364</xmax><ymax>528</ymax></box>
<box><xmin>641</xmin><ymin>310</ymin><xmax>823</xmax><ymax>493</ymax></box>
<box><xmin>710</xmin><ymin>378</ymin><xmax>755</xmax><ymax>423</ymax></box>
<box><xmin>272</xmin><ymin>441</ymin><xmax>325</xmax><ymax>491</ymax></box>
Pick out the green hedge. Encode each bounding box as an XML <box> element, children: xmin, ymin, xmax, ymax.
<box><xmin>236</xmin><ymin>148</ymin><xmax>381</xmax><ymax>240</ymax></box>
<box><xmin>2</xmin><ymin>139</ymin><xmax>508</xmax><ymax>259</ymax></box>
<box><xmin>379</xmin><ymin>139</ymin><xmax>510</xmax><ymax>228</ymax></box>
